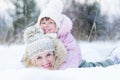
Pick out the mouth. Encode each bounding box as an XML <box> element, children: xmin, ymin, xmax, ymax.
<box><xmin>44</xmin><ymin>29</ymin><xmax>51</xmax><ymax>33</ymax></box>
<box><xmin>42</xmin><ymin>63</ymin><xmax>52</xmax><ymax>69</ymax></box>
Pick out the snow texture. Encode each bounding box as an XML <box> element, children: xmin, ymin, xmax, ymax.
<box><xmin>0</xmin><ymin>41</ymin><xmax>120</xmax><ymax>80</ymax></box>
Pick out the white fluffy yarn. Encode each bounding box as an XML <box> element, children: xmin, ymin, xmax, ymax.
<box><xmin>37</xmin><ymin>0</ymin><xmax>64</xmax><ymax>30</ymax></box>
<box><xmin>23</xmin><ymin>26</ymin><xmax>58</xmax><ymax>59</ymax></box>
<box><xmin>24</xmin><ymin>26</ymin><xmax>44</xmax><ymax>44</ymax></box>
<box><xmin>45</xmin><ymin>0</ymin><xmax>63</xmax><ymax>14</ymax></box>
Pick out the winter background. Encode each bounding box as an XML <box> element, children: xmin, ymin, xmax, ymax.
<box><xmin>0</xmin><ymin>0</ymin><xmax>120</xmax><ymax>80</ymax></box>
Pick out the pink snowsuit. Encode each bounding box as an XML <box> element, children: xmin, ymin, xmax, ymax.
<box><xmin>58</xmin><ymin>15</ymin><xmax>82</xmax><ymax>69</ymax></box>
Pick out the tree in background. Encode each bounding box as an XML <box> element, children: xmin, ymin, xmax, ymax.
<box><xmin>109</xmin><ymin>18</ymin><xmax>120</xmax><ymax>40</ymax></box>
<box><xmin>64</xmin><ymin>0</ymin><xmax>108</xmax><ymax>41</ymax></box>
<box><xmin>11</xmin><ymin>0</ymin><xmax>39</xmax><ymax>43</ymax></box>
<box><xmin>0</xmin><ymin>11</ymin><xmax>14</xmax><ymax>44</ymax></box>
<box><xmin>1</xmin><ymin>0</ymin><xmax>120</xmax><ymax>44</ymax></box>
<box><xmin>0</xmin><ymin>0</ymin><xmax>14</xmax><ymax>44</ymax></box>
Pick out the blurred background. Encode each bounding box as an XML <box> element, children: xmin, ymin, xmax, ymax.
<box><xmin>1</xmin><ymin>0</ymin><xmax>120</xmax><ymax>45</ymax></box>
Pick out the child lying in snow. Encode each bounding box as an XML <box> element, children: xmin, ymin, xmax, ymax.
<box><xmin>22</xmin><ymin>26</ymin><xmax>120</xmax><ymax>70</ymax></box>
<box><xmin>22</xmin><ymin>0</ymin><xmax>120</xmax><ymax>70</ymax></box>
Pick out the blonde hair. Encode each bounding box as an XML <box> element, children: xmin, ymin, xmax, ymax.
<box><xmin>22</xmin><ymin>27</ymin><xmax>67</xmax><ymax>69</ymax></box>
<box><xmin>23</xmin><ymin>38</ymin><xmax>67</xmax><ymax>70</ymax></box>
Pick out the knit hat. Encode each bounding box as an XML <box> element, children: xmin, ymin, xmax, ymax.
<box><xmin>23</xmin><ymin>26</ymin><xmax>67</xmax><ymax>69</ymax></box>
<box><xmin>37</xmin><ymin>0</ymin><xmax>64</xmax><ymax>30</ymax></box>
<box><xmin>24</xmin><ymin>26</ymin><xmax>57</xmax><ymax>59</ymax></box>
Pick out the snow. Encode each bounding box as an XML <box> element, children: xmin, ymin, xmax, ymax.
<box><xmin>0</xmin><ymin>0</ymin><xmax>120</xmax><ymax>79</ymax></box>
<box><xmin>80</xmin><ymin>41</ymin><xmax>120</xmax><ymax>61</ymax></box>
<box><xmin>0</xmin><ymin>41</ymin><xmax>120</xmax><ymax>80</ymax></box>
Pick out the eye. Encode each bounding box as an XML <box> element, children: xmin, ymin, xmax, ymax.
<box><xmin>46</xmin><ymin>53</ymin><xmax>52</xmax><ymax>57</ymax></box>
<box><xmin>36</xmin><ymin>56</ymin><xmax>42</xmax><ymax>60</ymax></box>
<box><xmin>41</xmin><ymin>22</ymin><xmax>46</xmax><ymax>24</ymax></box>
<box><xmin>49</xmin><ymin>22</ymin><xmax>54</xmax><ymax>24</ymax></box>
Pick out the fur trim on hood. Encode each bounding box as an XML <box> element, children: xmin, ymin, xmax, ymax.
<box><xmin>23</xmin><ymin>26</ymin><xmax>67</xmax><ymax>69</ymax></box>
<box><xmin>23</xmin><ymin>37</ymin><xmax>67</xmax><ymax>70</ymax></box>
<box><xmin>51</xmin><ymin>37</ymin><xmax>67</xmax><ymax>70</ymax></box>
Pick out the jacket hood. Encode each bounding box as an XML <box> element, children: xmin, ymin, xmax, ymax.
<box><xmin>57</xmin><ymin>14</ymin><xmax>73</xmax><ymax>36</ymax></box>
<box><xmin>36</xmin><ymin>0</ymin><xmax>63</xmax><ymax>31</ymax></box>
<box><xmin>23</xmin><ymin>32</ymin><xmax>67</xmax><ymax>70</ymax></box>
<box><xmin>52</xmin><ymin>38</ymin><xmax>67</xmax><ymax>70</ymax></box>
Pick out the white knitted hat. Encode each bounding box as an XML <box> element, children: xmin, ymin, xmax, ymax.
<box><xmin>24</xmin><ymin>26</ymin><xmax>57</xmax><ymax>59</ymax></box>
<box><xmin>37</xmin><ymin>0</ymin><xmax>63</xmax><ymax>30</ymax></box>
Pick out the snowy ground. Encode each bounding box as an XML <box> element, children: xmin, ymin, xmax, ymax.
<box><xmin>0</xmin><ymin>41</ymin><xmax>120</xmax><ymax>80</ymax></box>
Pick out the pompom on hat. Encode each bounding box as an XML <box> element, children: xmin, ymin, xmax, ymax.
<box><xmin>37</xmin><ymin>0</ymin><xmax>64</xmax><ymax>30</ymax></box>
<box><xmin>23</xmin><ymin>26</ymin><xmax>57</xmax><ymax>59</ymax></box>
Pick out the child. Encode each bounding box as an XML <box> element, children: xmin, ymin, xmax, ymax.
<box><xmin>23</xmin><ymin>26</ymin><xmax>120</xmax><ymax>70</ymax></box>
<box><xmin>35</xmin><ymin>0</ymin><xmax>120</xmax><ymax>69</ymax></box>
<box><xmin>35</xmin><ymin>0</ymin><xmax>82</xmax><ymax>69</ymax></box>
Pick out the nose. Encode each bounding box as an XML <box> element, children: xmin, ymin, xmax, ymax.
<box><xmin>44</xmin><ymin>23</ymin><xmax>50</xmax><ymax>27</ymax></box>
<box><xmin>42</xmin><ymin>58</ymin><xmax>48</xmax><ymax>64</ymax></box>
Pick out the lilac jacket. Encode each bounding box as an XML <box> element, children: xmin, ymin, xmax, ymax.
<box><xmin>57</xmin><ymin>15</ymin><xmax>82</xmax><ymax>69</ymax></box>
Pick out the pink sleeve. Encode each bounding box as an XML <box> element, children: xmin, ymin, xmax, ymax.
<box><xmin>59</xmin><ymin>33</ymin><xmax>82</xmax><ymax>70</ymax></box>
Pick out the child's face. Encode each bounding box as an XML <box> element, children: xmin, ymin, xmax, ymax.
<box><xmin>33</xmin><ymin>51</ymin><xmax>55</xmax><ymax>70</ymax></box>
<box><xmin>40</xmin><ymin>18</ymin><xmax>56</xmax><ymax>33</ymax></box>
